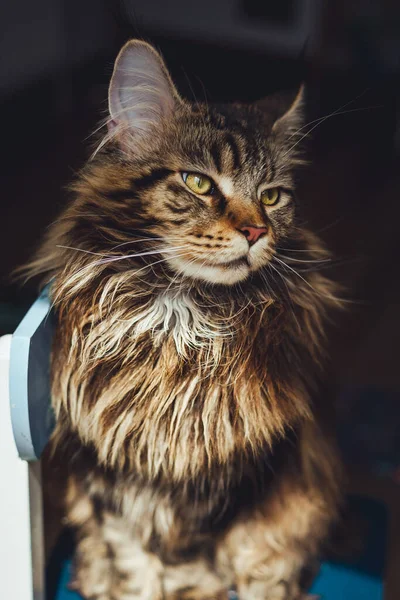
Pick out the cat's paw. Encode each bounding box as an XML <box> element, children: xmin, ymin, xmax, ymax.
<box><xmin>71</xmin><ymin>557</ymin><xmax>113</xmax><ymax>599</ymax></box>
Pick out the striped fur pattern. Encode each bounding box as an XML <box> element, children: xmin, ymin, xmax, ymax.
<box><xmin>26</xmin><ymin>41</ymin><xmax>343</xmax><ymax>599</ymax></box>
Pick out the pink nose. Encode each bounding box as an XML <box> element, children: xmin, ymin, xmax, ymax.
<box><xmin>239</xmin><ymin>225</ymin><xmax>268</xmax><ymax>245</ymax></box>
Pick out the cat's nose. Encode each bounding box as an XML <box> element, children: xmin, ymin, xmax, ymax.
<box><xmin>239</xmin><ymin>225</ymin><xmax>268</xmax><ymax>246</ymax></box>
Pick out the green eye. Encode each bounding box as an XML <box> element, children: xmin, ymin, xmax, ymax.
<box><xmin>182</xmin><ymin>172</ymin><xmax>214</xmax><ymax>195</ymax></box>
<box><xmin>260</xmin><ymin>188</ymin><xmax>280</xmax><ymax>206</ymax></box>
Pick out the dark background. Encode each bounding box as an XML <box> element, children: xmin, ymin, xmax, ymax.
<box><xmin>1</xmin><ymin>1</ymin><xmax>400</xmax><ymax>595</ymax></box>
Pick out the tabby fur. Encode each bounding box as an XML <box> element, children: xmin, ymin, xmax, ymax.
<box><xmin>26</xmin><ymin>40</ymin><xmax>342</xmax><ymax>600</ymax></box>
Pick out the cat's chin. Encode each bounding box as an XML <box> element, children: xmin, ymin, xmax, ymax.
<box><xmin>167</xmin><ymin>255</ymin><xmax>250</xmax><ymax>285</ymax></box>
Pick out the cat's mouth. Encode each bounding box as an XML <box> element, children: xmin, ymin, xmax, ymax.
<box><xmin>165</xmin><ymin>252</ymin><xmax>253</xmax><ymax>285</ymax></box>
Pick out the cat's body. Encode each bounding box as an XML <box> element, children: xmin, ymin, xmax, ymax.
<box><xmin>27</xmin><ymin>41</ymin><xmax>342</xmax><ymax>599</ymax></box>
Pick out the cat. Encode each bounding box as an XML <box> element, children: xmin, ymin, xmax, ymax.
<box><xmin>27</xmin><ymin>40</ymin><xmax>343</xmax><ymax>600</ymax></box>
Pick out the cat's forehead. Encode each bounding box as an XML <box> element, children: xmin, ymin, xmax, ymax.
<box><xmin>172</xmin><ymin>104</ymin><xmax>272</xmax><ymax>181</ymax></box>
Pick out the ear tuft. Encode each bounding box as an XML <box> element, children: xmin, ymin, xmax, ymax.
<box><xmin>108</xmin><ymin>40</ymin><xmax>181</xmax><ymax>139</ymax></box>
<box><xmin>272</xmin><ymin>85</ymin><xmax>305</xmax><ymax>135</ymax></box>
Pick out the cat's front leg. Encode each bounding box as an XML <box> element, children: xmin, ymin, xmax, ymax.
<box><xmin>71</xmin><ymin>529</ymin><xmax>113</xmax><ymax>600</ymax></box>
<box><xmin>219</xmin><ymin>543</ymin><xmax>303</xmax><ymax>600</ymax></box>
<box><xmin>100</xmin><ymin>511</ymin><xmax>164</xmax><ymax>600</ymax></box>
<box><xmin>67</xmin><ymin>479</ymin><xmax>114</xmax><ymax>599</ymax></box>
<box><xmin>216</xmin><ymin>477</ymin><xmax>336</xmax><ymax>600</ymax></box>
<box><xmin>102</xmin><ymin>516</ymin><xmax>227</xmax><ymax>600</ymax></box>
<box><xmin>70</xmin><ymin>508</ymin><xmax>164</xmax><ymax>600</ymax></box>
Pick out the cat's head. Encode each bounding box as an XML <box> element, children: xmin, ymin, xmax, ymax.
<box><xmin>92</xmin><ymin>40</ymin><xmax>305</xmax><ymax>287</ymax></box>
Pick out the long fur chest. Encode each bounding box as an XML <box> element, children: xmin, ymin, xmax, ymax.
<box><xmin>52</xmin><ymin>290</ymin><xmax>312</xmax><ymax>483</ymax></box>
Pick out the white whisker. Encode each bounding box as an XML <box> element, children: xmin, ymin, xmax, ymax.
<box><xmin>57</xmin><ymin>245</ymin><xmax>109</xmax><ymax>257</ymax></box>
<box><xmin>111</xmin><ymin>237</ymin><xmax>165</xmax><ymax>250</ymax></box>
<box><xmin>273</xmin><ymin>256</ymin><xmax>341</xmax><ymax>302</ymax></box>
<box><xmin>277</xmin><ymin>253</ymin><xmax>331</xmax><ymax>264</ymax></box>
<box><xmin>93</xmin><ymin>246</ymin><xmax>187</xmax><ymax>266</ymax></box>
<box><xmin>57</xmin><ymin>243</ymin><xmax>189</xmax><ymax>265</ymax></box>
<box><xmin>286</xmin><ymin>88</ymin><xmax>371</xmax><ymax>143</ymax></box>
<box><xmin>266</xmin><ymin>263</ymin><xmax>301</xmax><ymax>332</ymax></box>
<box><xmin>282</xmin><ymin>105</ymin><xmax>381</xmax><ymax>159</ymax></box>
<box><xmin>276</xmin><ymin>247</ymin><xmax>326</xmax><ymax>254</ymax></box>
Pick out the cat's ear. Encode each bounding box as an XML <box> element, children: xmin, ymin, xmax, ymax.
<box><xmin>256</xmin><ymin>85</ymin><xmax>304</xmax><ymax>135</ymax></box>
<box><xmin>272</xmin><ymin>85</ymin><xmax>304</xmax><ymax>135</ymax></box>
<box><xmin>108</xmin><ymin>40</ymin><xmax>181</xmax><ymax>139</ymax></box>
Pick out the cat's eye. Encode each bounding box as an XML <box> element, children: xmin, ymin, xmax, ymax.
<box><xmin>260</xmin><ymin>188</ymin><xmax>280</xmax><ymax>206</ymax></box>
<box><xmin>182</xmin><ymin>172</ymin><xmax>214</xmax><ymax>195</ymax></box>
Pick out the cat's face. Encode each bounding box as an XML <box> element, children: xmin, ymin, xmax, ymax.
<box><xmin>104</xmin><ymin>41</ymin><xmax>303</xmax><ymax>286</ymax></box>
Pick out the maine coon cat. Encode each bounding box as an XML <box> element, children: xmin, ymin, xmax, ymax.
<box><xmin>28</xmin><ymin>40</ymin><xmax>342</xmax><ymax>600</ymax></box>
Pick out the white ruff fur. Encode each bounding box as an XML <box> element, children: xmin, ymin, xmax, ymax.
<box><xmin>76</xmin><ymin>290</ymin><xmax>229</xmax><ymax>371</ymax></box>
<box><xmin>134</xmin><ymin>293</ymin><xmax>226</xmax><ymax>355</ymax></box>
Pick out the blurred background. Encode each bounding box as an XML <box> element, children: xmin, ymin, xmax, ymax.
<box><xmin>1</xmin><ymin>0</ymin><xmax>400</xmax><ymax>597</ymax></box>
